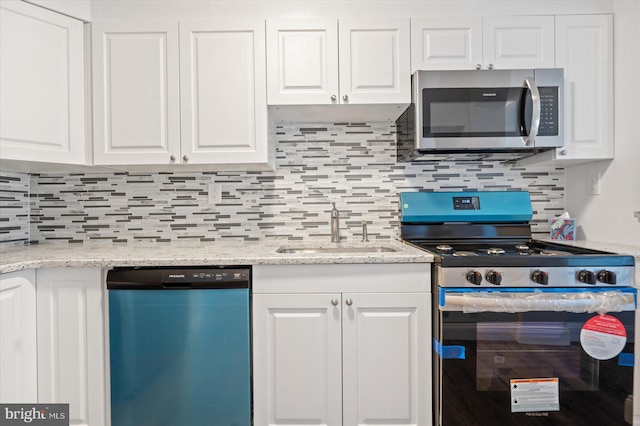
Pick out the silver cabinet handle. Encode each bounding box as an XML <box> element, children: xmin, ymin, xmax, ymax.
<box><xmin>343</xmin><ymin>94</ymin><xmax>349</xmax><ymax>101</ymax></box>
<box><xmin>522</xmin><ymin>77</ymin><xmax>541</xmax><ymax>147</ymax></box>
<box><xmin>331</xmin><ymin>95</ymin><xmax>337</xmax><ymax>101</ymax></box>
<box><xmin>475</xmin><ymin>64</ymin><xmax>481</xmax><ymax>70</ymax></box>
<box><xmin>345</xmin><ymin>298</ymin><xmax>353</xmax><ymax>306</ymax></box>
<box><xmin>170</xmin><ymin>155</ymin><xmax>176</xmax><ymax>161</ymax></box>
<box><xmin>331</xmin><ymin>298</ymin><xmax>339</xmax><ymax>306</ymax></box>
<box><xmin>488</xmin><ymin>63</ymin><xmax>494</xmax><ymax>70</ymax></box>
<box><xmin>183</xmin><ymin>155</ymin><xmax>189</xmax><ymax>162</ymax></box>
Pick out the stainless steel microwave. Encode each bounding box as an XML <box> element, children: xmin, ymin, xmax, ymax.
<box><xmin>397</xmin><ymin>69</ymin><xmax>564</xmax><ymax>162</ymax></box>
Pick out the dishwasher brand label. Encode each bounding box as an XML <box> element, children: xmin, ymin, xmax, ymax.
<box><xmin>510</xmin><ymin>378</ymin><xmax>559</xmax><ymax>413</ymax></box>
<box><xmin>580</xmin><ymin>314</ymin><xmax>627</xmax><ymax>360</ymax></box>
<box><xmin>0</xmin><ymin>404</ymin><xmax>69</xmax><ymax>425</ymax></box>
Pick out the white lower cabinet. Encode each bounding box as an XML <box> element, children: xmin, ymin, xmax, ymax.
<box><xmin>0</xmin><ymin>269</ymin><xmax>37</xmax><ymax>403</ymax></box>
<box><xmin>36</xmin><ymin>267</ymin><xmax>107</xmax><ymax>426</ymax></box>
<box><xmin>253</xmin><ymin>264</ymin><xmax>431</xmax><ymax>426</ymax></box>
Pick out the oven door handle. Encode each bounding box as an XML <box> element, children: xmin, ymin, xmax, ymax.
<box><xmin>442</xmin><ymin>290</ymin><xmax>636</xmax><ymax>314</ymax></box>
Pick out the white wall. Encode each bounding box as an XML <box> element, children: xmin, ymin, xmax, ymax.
<box><xmin>90</xmin><ymin>0</ymin><xmax>613</xmax><ymax>20</ymax></box>
<box><xmin>565</xmin><ymin>1</ymin><xmax>640</xmax><ymax>247</ymax></box>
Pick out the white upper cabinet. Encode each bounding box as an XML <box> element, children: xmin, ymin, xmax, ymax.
<box><xmin>266</xmin><ymin>19</ymin><xmax>339</xmax><ymax>105</ymax></box>
<box><xmin>92</xmin><ymin>21</ymin><xmax>181</xmax><ymax>165</ymax></box>
<box><xmin>411</xmin><ymin>17</ymin><xmax>483</xmax><ymax>71</ymax></box>
<box><xmin>411</xmin><ymin>15</ymin><xmax>554</xmax><ymax>71</ymax></box>
<box><xmin>179</xmin><ymin>20</ymin><xmax>268</xmax><ymax>166</ymax></box>
<box><xmin>92</xmin><ymin>20</ymin><xmax>270</xmax><ymax>169</ymax></box>
<box><xmin>0</xmin><ymin>1</ymin><xmax>86</xmax><ymax>166</ymax></box>
<box><xmin>554</xmin><ymin>15</ymin><xmax>613</xmax><ymax>161</ymax></box>
<box><xmin>338</xmin><ymin>19</ymin><xmax>411</xmax><ymax>104</ymax></box>
<box><xmin>483</xmin><ymin>16</ymin><xmax>555</xmax><ymax>69</ymax></box>
<box><xmin>519</xmin><ymin>14</ymin><xmax>613</xmax><ymax>166</ymax></box>
<box><xmin>266</xmin><ymin>18</ymin><xmax>410</xmax><ymax>105</ymax></box>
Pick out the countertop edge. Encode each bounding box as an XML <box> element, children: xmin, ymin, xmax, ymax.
<box><xmin>0</xmin><ymin>240</ymin><xmax>435</xmax><ymax>274</ymax></box>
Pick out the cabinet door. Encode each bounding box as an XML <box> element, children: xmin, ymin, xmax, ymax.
<box><xmin>0</xmin><ymin>1</ymin><xmax>85</xmax><ymax>165</ymax></box>
<box><xmin>266</xmin><ymin>19</ymin><xmax>339</xmax><ymax>105</ymax></box>
<box><xmin>92</xmin><ymin>22</ymin><xmax>180</xmax><ymax>165</ymax></box>
<box><xmin>483</xmin><ymin>16</ymin><xmax>555</xmax><ymax>69</ymax></box>
<box><xmin>0</xmin><ymin>270</ymin><xmax>37</xmax><ymax>403</ymax></box>
<box><xmin>179</xmin><ymin>20</ymin><xmax>268</xmax><ymax>165</ymax></box>
<box><xmin>339</xmin><ymin>19</ymin><xmax>411</xmax><ymax>104</ymax></box>
<box><xmin>253</xmin><ymin>294</ymin><xmax>343</xmax><ymax>426</ymax></box>
<box><xmin>36</xmin><ymin>268</ymin><xmax>106</xmax><ymax>426</ymax></box>
<box><xmin>411</xmin><ymin>17</ymin><xmax>483</xmax><ymax>71</ymax></box>
<box><xmin>555</xmin><ymin>15</ymin><xmax>613</xmax><ymax>160</ymax></box>
<box><xmin>342</xmin><ymin>293</ymin><xmax>430</xmax><ymax>426</ymax></box>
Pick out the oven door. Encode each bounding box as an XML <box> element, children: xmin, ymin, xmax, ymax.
<box><xmin>433</xmin><ymin>287</ymin><xmax>636</xmax><ymax>426</ymax></box>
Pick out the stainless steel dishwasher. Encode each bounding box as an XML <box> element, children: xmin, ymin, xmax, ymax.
<box><xmin>106</xmin><ymin>266</ymin><xmax>251</xmax><ymax>426</ymax></box>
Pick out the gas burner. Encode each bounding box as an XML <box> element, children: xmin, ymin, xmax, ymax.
<box><xmin>487</xmin><ymin>247</ymin><xmax>506</xmax><ymax>256</ymax></box>
<box><xmin>436</xmin><ymin>244</ymin><xmax>453</xmax><ymax>253</ymax></box>
<box><xmin>540</xmin><ymin>249</ymin><xmax>573</xmax><ymax>256</ymax></box>
<box><xmin>453</xmin><ymin>251</ymin><xmax>479</xmax><ymax>257</ymax></box>
<box><xmin>515</xmin><ymin>244</ymin><xmax>530</xmax><ymax>252</ymax></box>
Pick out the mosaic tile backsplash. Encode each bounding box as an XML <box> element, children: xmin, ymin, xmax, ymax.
<box><xmin>4</xmin><ymin>123</ymin><xmax>565</xmax><ymax>246</ymax></box>
<box><xmin>0</xmin><ymin>172</ymin><xmax>30</xmax><ymax>245</ymax></box>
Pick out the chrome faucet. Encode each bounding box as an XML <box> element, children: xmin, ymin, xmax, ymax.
<box><xmin>330</xmin><ymin>202</ymin><xmax>340</xmax><ymax>243</ymax></box>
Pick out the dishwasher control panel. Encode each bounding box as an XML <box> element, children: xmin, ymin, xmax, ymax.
<box><xmin>107</xmin><ymin>266</ymin><xmax>251</xmax><ymax>289</ymax></box>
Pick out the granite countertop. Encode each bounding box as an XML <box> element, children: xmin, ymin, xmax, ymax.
<box><xmin>0</xmin><ymin>239</ymin><xmax>434</xmax><ymax>274</ymax></box>
<box><xmin>541</xmin><ymin>239</ymin><xmax>640</xmax><ymax>260</ymax></box>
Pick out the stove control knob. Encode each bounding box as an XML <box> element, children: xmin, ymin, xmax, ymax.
<box><xmin>466</xmin><ymin>271</ymin><xmax>483</xmax><ymax>285</ymax></box>
<box><xmin>531</xmin><ymin>270</ymin><xmax>549</xmax><ymax>285</ymax></box>
<box><xmin>597</xmin><ymin>270</ymin><xmax>617</xmax><ymax>285</ymax></box>
<box><xmin>577</xmin><ymin>270</ymin><xmax>596</xmax><ymax>285</ymax></box>
<box><xmin>485</xmin><ymin>270</ymin><xmax>502</xmax><ymax>285</ymax></box>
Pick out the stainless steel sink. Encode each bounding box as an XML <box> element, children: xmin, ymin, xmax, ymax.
<box><xmin>276</xmin><ymin>246</ymin><xmax>397</xmax><ymax>254</ymax></box>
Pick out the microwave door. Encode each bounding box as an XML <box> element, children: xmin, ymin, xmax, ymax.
<box><xmin>520</xmin><ymin>77</ymin><xmax>541</xmax><ymax>146</ymax></box>
<box><xmin>423</xmin><ymin>87</ymin><xmax>532</xmax><ymax>149</ymax></box>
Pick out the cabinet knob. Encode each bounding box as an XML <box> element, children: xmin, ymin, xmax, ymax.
<box><xmin>475</xmin><ymin>64</ymin><xmax>482</xmax><ymax>70</ymax></box>
<box><xmin>345</xmin><ymin>298</ymin><xmax>353</xmax><ymax>306</ymax></box>
<box><xmin>170</xmin><ymin>155</ymin><xmax>176</xmax><ymax>161</ymax></box>
<box><xmin>331</xmin><ymin>95</ymin><xmax>337</xmax><ymax>102</ymax></box>
<box><xmin>560</xmin><ymin>150</ymin><xmax>568</xmax><ymax>156</ymax></box>
<box><xmin>331</xmin><ymin>298</ymin><xmax>339</xmax><ymax>306</ymax></box>
<box><xmin>183</xmin><ymin>155</ymin><xmax>189</xmax><ymax>162</ymax></box>
<box><xmin>343</xmin><ymin>94</ymin><xmax>349</xmax><ymax>101</ymax></box>
<box><xmin>488</xmin><ymin>64</ymin><xmax>494</xmax><ymax>70</ymax></box>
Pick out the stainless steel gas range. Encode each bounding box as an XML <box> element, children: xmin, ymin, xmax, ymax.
<box><xmin>400</xmin><ymin>191</ymin><xmax>636</xmax><ymax>426</ymax></box>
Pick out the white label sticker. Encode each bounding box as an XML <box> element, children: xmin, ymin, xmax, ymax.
<box><xmin>510</xmin><ymin>378</ymin><xmax>560</xmax><ymax>413</ymax></box>
<box><xmin>580</xmin><ymin>314</ymin><xmax>627</xmax><ymax>360</ymax></box>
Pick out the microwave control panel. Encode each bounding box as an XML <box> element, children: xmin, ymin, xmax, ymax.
<box><xmin>537</xmin><ymin>87</ymin><xmax>559</xmax><ymax>136</ymax></box>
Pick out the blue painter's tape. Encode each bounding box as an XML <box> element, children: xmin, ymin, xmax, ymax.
<box><xmin>433</xmin><ymin>338</ymin><xmax>466</xmax><ymax>360</ymax></box>
<box><xmin>619</xmin><ymin>352</ymin><xmax>634</xmax><ymax>367</ymax></box>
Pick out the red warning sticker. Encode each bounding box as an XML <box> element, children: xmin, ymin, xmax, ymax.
<box><xmin>580</xmin><ymin>314</ymin><xmax>627</xmax><ymax>360</ymax></box>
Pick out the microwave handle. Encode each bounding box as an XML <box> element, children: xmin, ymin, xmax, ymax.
<box><xmin>522</xmin><ymin>77</ymin><xmax>541</xmax><ymax>146</ymax></box>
